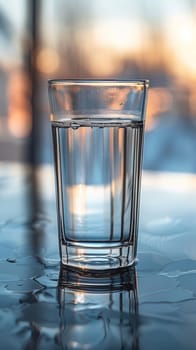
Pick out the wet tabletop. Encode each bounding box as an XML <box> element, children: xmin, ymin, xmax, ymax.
<box><xmin>0</xmin><ymin>163</ymin><xmax>196</xmax><ymax>350</ymax></box>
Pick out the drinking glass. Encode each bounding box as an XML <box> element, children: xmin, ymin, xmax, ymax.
<box><xmin>48</xmin><ymin>79</ymin><xmax>149</xmax><ymax>272</ymax></box>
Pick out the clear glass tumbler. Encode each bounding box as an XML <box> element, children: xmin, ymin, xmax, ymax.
<box><xmin>48</xmin><ymin>79</ymin><xmax>149</xmax><ymax>272</ymax></box>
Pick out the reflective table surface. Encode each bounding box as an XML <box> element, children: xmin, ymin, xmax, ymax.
<box><xmin>0</xmin><ymin>163</ymin><xmax>196</xmax><ymax>350</ymax></box>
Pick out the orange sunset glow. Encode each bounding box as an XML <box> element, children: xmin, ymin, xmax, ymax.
<box><xmin>0</xmin><ymin>0</ymin><xmax>196</xmax><ymax>171</ymax></box>
<box><xmin>4</xmin><ymin>10</ymin><xmax>196</xmax><ymax>138</ymax></box>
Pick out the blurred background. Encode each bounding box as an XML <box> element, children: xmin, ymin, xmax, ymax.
<box><xmin>0</xmin><ymin>0</ymin><xmax>196</xmax><ymax>172</ymax></box>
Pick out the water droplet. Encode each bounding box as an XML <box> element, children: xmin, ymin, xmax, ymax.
<box><xmin>38</xmin><ymin>257</ymin><xmax>59</xmax><ymax>268</ymax></box>
<box><xmin>6</xmin><ymin>258</ymin><xmax>16</xmax><ymax>263</ymax></box>
<box><xmin>47</xmin><ymin>272</ymin><xmax>58</xmax><ymax>281</ymax></box>
<box><xmin>17</xmin><ymin>281</ymin><xmax>23</xmax><ymax>286</ymax></box>
<box><xmin>5</xmin><ymin>279</ymin><xmax>43</xmax><ymax>293</ymax></box>
<box><xmin>71</xmin><ymin>122</ymin><xmax>80</xmax><ymax>130</ymax></box>
<box><xmin>35</xmin><ymin>274</ymin><xmax>58</xmax><ymax>288</ymax></box>
<box><xmin>36</xmin><ymin>289</ymin><xmax>56</xmax><ymax>303</ymax></box>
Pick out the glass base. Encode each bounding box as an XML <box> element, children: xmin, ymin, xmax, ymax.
<box><xmin>60</xmin><ymin>243</ymin><xmax>136</xmax><ymax>272</ymax></box>
<box><xmin>58</xmin><ymin>264</ymin><xmax>137</xmax><ymax>291</ymax></box>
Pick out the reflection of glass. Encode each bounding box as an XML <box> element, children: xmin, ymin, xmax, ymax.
<box><xmin>57</xmin><ymin>267</ymin><xmax>139</xmax><ymax>350</ymax></box>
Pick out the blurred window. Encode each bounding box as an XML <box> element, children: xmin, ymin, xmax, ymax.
<box><xmin>0</xmin><ymin>0</ymin><xmax>196</xmax><ymax>172</ymax></box>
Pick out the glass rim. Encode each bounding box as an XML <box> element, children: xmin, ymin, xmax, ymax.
<box><xmin>48</xmin><ymin>78</ymin><xmax>149</xmax><ymax>88</ymax></box>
